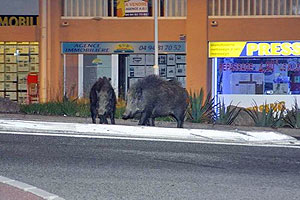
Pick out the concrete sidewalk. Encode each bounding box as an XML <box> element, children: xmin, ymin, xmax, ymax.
<box><xmin>1</xmin><ymin>113</ymin><xmax>300</xmax><ymax>139</ymax></box>
<box><xmin>0</xmin><ymin>115</ymin><xmax>299</xmax><ymax>146</ymax></box>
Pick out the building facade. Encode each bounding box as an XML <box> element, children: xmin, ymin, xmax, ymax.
<box><xmin>0</xmin><ymin>0</ymin><xmax>300</xmax><ymax>109</ymax></box>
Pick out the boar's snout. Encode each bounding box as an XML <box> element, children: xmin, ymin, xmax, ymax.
<box><xmin>122</xmin><ymin>114</ymin><xmax>129</xmax><ymax>120</ymax></box>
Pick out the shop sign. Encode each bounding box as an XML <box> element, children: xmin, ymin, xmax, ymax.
<box><xmin>61</xmin><ymin>42</ymin><xmax>185</xmax><ymax>54</ymax></box>
<box><xmin>209</xmin><ymin>41</ymin><xmax>300</xmax><ymax>58</ymax></box>
<box><xmin>117</xmin><ymin>0</ymin><xmax>149</xmax><ymax>17</ymax></box>
<box><xmin>0</xmin><ymin>15</ymin><xmax>39</xmax><ymax>26</ymax></box>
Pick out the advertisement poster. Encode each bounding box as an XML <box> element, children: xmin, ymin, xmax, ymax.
<box><xmin>159</xmin><ymin>65</ymin><xmax>166</xmax><ymax>77</ymax></box>
<box><xmin>145</xmin><ymin>65</ymin><xmax>154</xmax><ymax>76</ymax></box>
<box><xmin>167</xmin><ymin>54</ymin><xmax>176</xmax><ymax>65</ymax></box>
<box><xmin>158</xmin><ymin>55</ymin><xmax>167</xmax><ymax>64</ymax></box>
<box><xmin>176</xmin><ymin>55</ymin><xmax>186</xmax><ymax>64</ymax></box>
<box><xmin>117</xmin><ymin>0</ymin><xmax>149</xmax><ymax>17</ymax></box>
<box><xmin>128</xmin><ymin>65</ymin><xmax>145</xmax><ymax>77</ymax></box>
<box><xmin>145</xmin><ymin>54</ymin><xmax>154</xmax><ymax>65</ymax></box>
<box><xmin>176</xmin><ymin>64</ymin><xmax>186</xmax><ymax>76</ymax></box>
<box><xmin>167</xmin><ymin>66</ymin><xmax>175</xmax><ymax>78</ymax></box>
<box><xmin>129</xmin><ymin>54</ymin><xmax>145</xmax><ymax>65</ymax></box>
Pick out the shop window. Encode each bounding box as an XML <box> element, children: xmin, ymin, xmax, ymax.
<box><xmin>0</xmin><ymin>42</ymin><xmax>39</xmax><ymax>104</ymax></box>
<box><xmin>127</xmin><ymin>54</ymin><xmax>186</xmax><ymax>89</ymax></box>
<box><xmin>64</xmin><ymin>54</ymin><xmax>78</xmax><ymax>98</ymax></box>
<box><xmin>217</xmin><ymin>58</ymin><xmax>300</xmax><ymax>95</ymax></box>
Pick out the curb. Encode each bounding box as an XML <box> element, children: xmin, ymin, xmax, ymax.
<box><xmin>0</xmin><ymin>119</ymin><xmax>299</xmax><ymax>146</ymax></box>
<box><xmin>0</xmin><ymin>176</ymin><xmax>64</xmax><ymax>200</ymax></box>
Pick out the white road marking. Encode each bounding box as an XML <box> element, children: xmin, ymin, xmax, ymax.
<box><xmin>0</xmin><ymin>175</ymin><xmax>64</xmax><ymax>200</ymax></box>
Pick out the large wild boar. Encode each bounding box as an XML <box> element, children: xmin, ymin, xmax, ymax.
<box><xmin>122</xmin><ymin>75</ymin><xmax>189</xmax><ymax>128</ymax></box>
<box><xmin>89</xmin><ymin>77</ymin><xmax>116</xmax><ymax>124</ymax></box>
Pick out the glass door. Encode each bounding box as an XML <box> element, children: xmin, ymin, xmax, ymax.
<box><xmin>82</xmin><ymin>54</ymin><xmax>112</xmax><ymax>98</ymax></box>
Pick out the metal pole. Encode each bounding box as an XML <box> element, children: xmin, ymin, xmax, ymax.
<box><xmin>153</xmin><ymin>0</ymin><xmax>159</xmax><ymax>75</ymax></box>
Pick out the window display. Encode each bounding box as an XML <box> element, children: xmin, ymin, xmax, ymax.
<box><xmin>217</xmin><ymin>58</ymin><xmax>300</xmax><ymax>95</ymax></box>
<box><xmin>127</xmin><ymin>54</ymin><xmax>186</xmax><ymax>88</ymax></box>
<box><xmin>0</xmin><ymin>42</ymin><xmax>39</xmax><ymax>103</ymax></box>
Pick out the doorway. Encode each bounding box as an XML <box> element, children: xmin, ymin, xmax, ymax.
<box><xmin>118</xmin><ymin>54</ymin><xmax>129</xmax><ymax>99</ymax></box>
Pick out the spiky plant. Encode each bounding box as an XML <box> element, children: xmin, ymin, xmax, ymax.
<box><xmin>283</xmin><ymin>99</ymin><xmax>300</xmax><ymax>128</ymax></box>
<box><xmin>214</xmin><ymin>101</ymin><xmax>242</xmax><ymax>125</ymax></box>
<box><xmin>244</xmin><ymin>101</ymin><xmax>285</xmax><ymax>128</ymax></box>
<box><xmin>188</xmin><ymin>88</ymin><xmax>215</xmax><ymax>123</ymax></box>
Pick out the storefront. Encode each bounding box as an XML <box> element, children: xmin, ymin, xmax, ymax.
<box><xmin>62</xmin><ymin>41</ymin><xmax>186</xmax><ymax>99</ymax></box>
<box><xmin>209</xmin><ymin>41</ymin><xmax>300</xmax><ymax>110</ymax></box>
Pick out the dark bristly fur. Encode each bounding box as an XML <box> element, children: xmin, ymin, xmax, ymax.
<box><xmin>89</xmin><ymin>77</ymin><xmax>116</xmax><ymax>124</ymax></box>
<box><xmin>122</xmin><ymin>75</ymin><xmax>189</xmax><ymax>128</ymax></box>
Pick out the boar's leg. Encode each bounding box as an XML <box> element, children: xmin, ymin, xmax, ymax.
<box><xmin>90</xmin><ymin>107</ymin><xmax>98</xmax><ymax>124</ymax></box>
<box><xmin>143</xmin><ymin>117</ymin><xmax>155</xmax><ymax>126</ymax></box>
<box><xmin>172</xmin><ymin>113</ymin><xmax>185</xmax><ymax>128</ymax></box>
<box><xmin>150</xmin><ymin>117</ymin><xmax>155</xmax><ymax>126</ymax></box>
<box><xmin>110</xmin><ymin>112</ymin><xmax>115</xmax><ymax>124</ymax></box>
<box><xmin>145</xmin><ymin>119</ymin><xmax>151</xmax><ymax>126</ymax></box>
<box><xmin>99</xmin><ymin>115</ymin><xmax>107</xmax><ymax>124</ymax></box>
<box><xmin>101</xmin><ymin>115</ymin><xmax>109</xmax><ymax>124</ymax></box>
<box><xmin>138</xmin><ymin>111</ymin><xmax>151</xmax><ymax>126</ymax></box>
<box><xmin>177</xmin><ymin>119</ymin><xmax>184</xmax><ymax>128</ymax></box>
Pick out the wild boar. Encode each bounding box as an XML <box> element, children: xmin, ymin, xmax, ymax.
<box><xmin>122</xmin><ymin>75</ymin><xmax>189</xmax><ymax>128</ymax></box>
<box><xmin>89</xmin><ymin>77</ymin><xmax>116</xmax><ymax>124</ymax></box>
<box><xmin>89</xmin><ymin>77</ymin><xmax>104</xmax><ymax>124</ymax></box>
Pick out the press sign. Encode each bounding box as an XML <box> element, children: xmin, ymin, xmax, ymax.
<box><xmin>209</xmin><ymin>41</ymin><xmax>300</xmax><ymax>57</ymax></box>
<box><xmin>247</xmin><ymin>42</ymin><xmax>300</xmax><ymax>56</ymax></box>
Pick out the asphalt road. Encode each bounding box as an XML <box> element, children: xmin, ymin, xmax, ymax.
<box><xmin>0</xmin><ymin>133</ymin><xmax>300</xmax><ymax>200</ymax></box>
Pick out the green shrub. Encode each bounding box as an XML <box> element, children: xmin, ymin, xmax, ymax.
<box><xmin>283</xmin><ymin>99</ymin><xmax>300</xmax><ymax>128</ymax></box>
<box><xmin>20</xmin><ymin>100</ymin><xmax>83</xmax><ymax>116</ymax></box>
<box><xmin>20</xmin><ymin>99</ymin><xmax>126</xmax><ymax>119</ymax></box>
<box><xmin>214</xmin><ymin>102</ymin><xmax>242</xmax><ymax>125</ymax></box>
<box><xmin>115</xmin><ymin>104</ymin><xmax>125</xmax><ymax>119</ymax></box>
<box><xmin>188</xmin><ymin>89</ymin><xmax>215</xmax><ymax>123</ymax></box>
<box><xmin>244</xmin><ymin>101</ymin><xmax>285</xmax><ymax>128</ymax></box>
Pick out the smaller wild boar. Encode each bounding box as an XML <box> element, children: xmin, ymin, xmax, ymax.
<box><xmin>89</xmin><ymin>77</ymin><xmax>104</xmax><ymax>124</ymax></box>
<box><xmin>122</xmin><ymin>75</ymin><xmax>189</xmax><ymax>128</ymax></box>
<box><xmin>89</xmin><ymin>77</ymin><xmax>116</xmax><ymax>124</ymax></box>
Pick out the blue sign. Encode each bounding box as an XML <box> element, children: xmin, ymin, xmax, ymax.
<box><xmin>61</xmin><ymin>42</ymin><xmax>186</xmax><ymax>54</ymax></box>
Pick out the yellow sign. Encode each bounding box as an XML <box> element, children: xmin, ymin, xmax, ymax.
<box><xmin>0</xmin><ymin>16</ymin><xmax>39</xmax><ymax>26</ymax></box>
<box><xmin>92</xmin><ymin>58</ymin><xmax>102</xmax><ymax>65</ymax></box>
<box><xmin>209</xmin><ymin>41</ymin><xmax>300</xmax><ymax>57</ymax></box>
<box><xmin>209</xmin><ymin>42</ymin><xmax>246</xmax><ymax>57</ymax></box>
<box><xmin>114</xmin><ymin>43</ymin><xmax>134</xmax><ymax>53</ymax></box>
<box><xmin>117</xmin><ymin>0</ymin><xmax>126</xmax><ymax>17</ymax></box>
<box><xmin>247</xmin><ymin>42</ymin><xmax>300</xmax><ymax>56</ymax></box>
